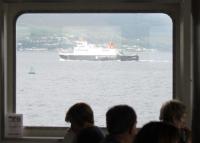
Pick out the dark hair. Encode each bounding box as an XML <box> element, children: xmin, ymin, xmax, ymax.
<box><xmin>65</xmin><ymin>102</ymin><xmax>94</xmax><ymax>127</ymax></box>
<box><xmin>134</xmin><ymin>121</ymin><xmax>180</xmax><ymax>143</ymax></box>
<box><xmin>159</xmin><ymin>100</ymin><xmax>186</xmax><ymax>123</ymax></box>
<box><xmin>106</xmin><ymin>105</ymin><xmax>137</xmax><ymax>135</ymax></box>
<box><xmin>76</xmin><ymin>126</ymin><xmax>104</xmax><ymax>143</ymax></box>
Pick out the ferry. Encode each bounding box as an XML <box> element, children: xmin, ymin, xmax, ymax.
<box><xmin>59</xmin><ymin>41</ymin><xmax>139</xmax><ymax>61</ymax></box>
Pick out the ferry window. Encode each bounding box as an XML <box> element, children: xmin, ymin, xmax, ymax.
<box><xmin>16</xmin><ymin>13</ymin><xmax>172</xmax><ymax>127</ymax></box>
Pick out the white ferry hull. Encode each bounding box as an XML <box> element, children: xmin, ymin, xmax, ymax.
<box><xmin>59</xmin><ymin>54</ymin><xmax>139</xmax><ymax>61</ymax></box>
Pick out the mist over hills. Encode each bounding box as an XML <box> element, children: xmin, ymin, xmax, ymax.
<box><xmin>17</xmin><ymin>13</ymin><xmax>171</xmax><ymax>26</ymax></box>
<box><xmin>16</xmin><ymin>13</ymin><xmax>172</xmax><ymax>51</ymax></box>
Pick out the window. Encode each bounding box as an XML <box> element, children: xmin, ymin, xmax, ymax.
<box><xmin>16</xmin><ymin>13</ymin><xmax>172</xmax><ymax>127</ymax></box>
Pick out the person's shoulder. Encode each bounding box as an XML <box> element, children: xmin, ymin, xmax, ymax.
<box><xmin>90</xmin><ymin>126</ymin><xmax>103</xmax><ymax>132</ymax></box>
<box><xmin>79</xmin><ymin>126</ymin><xmax>104</xmax><ymax>137</ymax></box>
<box><xmin>76</xmin><ymin>126</ymin><xmax>104</xmax><ymax>143</ymax></box>
<box><xmin>64</xmin><ymin>130</ymin><xmax>76</xmax><ymax>143</ymax></box>
<box><xmin>101</xmin><ymin>135</ymin><xmax>120</xmax><ymax>143</ymax></box>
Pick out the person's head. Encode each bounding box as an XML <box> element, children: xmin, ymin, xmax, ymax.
<box><xmin>159</xmin><ymin>100</ymin><xmax>186</xmax><ymax>128</ymax></box>
<box><xmin>106</xmin><ymin>105</ymin><xmax>137</xmax><ymax>141</ymax></box>
<box><xmin>65</xmin><ymin>102</ymin><xmax>94</xmax><ymax>132</ymax></box>
<box><xmin>134</xmin><ymin>121</ymin><xmax>180</xmax><ymax>143</ymax></box>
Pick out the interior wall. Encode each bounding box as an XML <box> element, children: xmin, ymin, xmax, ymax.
<box><xmin>177</xmin><ymin>0</ymin><xmax>193</xmax><ymax>127</ymax></box>
<box><xmin>192</xmin><ymin>0</ymin><xmax>200</xmax><ymax>142</ymax></box>
<box><xmin>0</xmin><ymin>0</ymin><xmax>4</xmax><ymax>141</ymax></box>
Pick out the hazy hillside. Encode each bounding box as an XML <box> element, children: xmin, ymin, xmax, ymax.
<box><xmin>16</xmin><ymin>13</ymin><xmax>172</xmax><ymax>51</ymax></box>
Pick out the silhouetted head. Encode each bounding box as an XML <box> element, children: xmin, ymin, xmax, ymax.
<box><xmin>106</xmin><ymin>105</ymin><xmax>137</xmax><ymax>135</ymax></box>
<box><xmin>134</xmin><ymin>121</ymin><xmax>180</xmax><ymax>143</ymax></box>
<box><xmin>65</xmin><ymin>102</ymin><xmax>94</xmax><ymax>131</ymax></box>
<box><xmin>159</xmin><ymin>100</ymin><xmax>186</xmax><ymax>128</ymax></box>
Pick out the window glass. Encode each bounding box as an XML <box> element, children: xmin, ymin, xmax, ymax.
<box><xmin>16</xmin><ymin>13</ymin><xmax>172</xmax><ymax>127</ymax></box>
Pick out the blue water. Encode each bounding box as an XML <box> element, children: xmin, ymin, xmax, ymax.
<box><xmin>16</xmin><ymin>50</ymin><xmax>172</xmax><ymax>127</ymax></box>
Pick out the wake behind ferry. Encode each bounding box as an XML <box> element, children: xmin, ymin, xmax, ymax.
<box><xmin>59</xmin><ymin>40</ymin><xmax>139</xmax><ymax>61</ymax></box>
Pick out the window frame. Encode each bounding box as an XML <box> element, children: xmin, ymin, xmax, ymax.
<box><xmin>2</xmin><ymin>0</ymin><xmax>192</xmax><ymax>140</ymax></box>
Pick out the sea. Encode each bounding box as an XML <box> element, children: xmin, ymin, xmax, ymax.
<box><xmin>16</xmin><ymin>50</ymin><xmax>172</xmax><ymax>127</ymax></box>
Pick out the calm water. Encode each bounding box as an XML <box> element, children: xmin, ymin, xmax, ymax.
<box><xmin>16</xmin><ymin>50</ymin><xmax>172</xmax><ymax>127</ymax></box>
